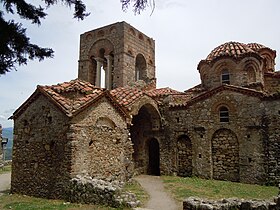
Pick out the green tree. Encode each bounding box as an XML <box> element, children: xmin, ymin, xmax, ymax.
<box><xmin>0</xmin><ymin>0</ymin><xmax>150</xmax><ymax>75</ymax></box>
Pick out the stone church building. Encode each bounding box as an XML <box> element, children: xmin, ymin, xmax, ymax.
<box><xmin>11</xmin><ymin>22</ymin><xmax>280</xmax><ymax>198</ymax></box>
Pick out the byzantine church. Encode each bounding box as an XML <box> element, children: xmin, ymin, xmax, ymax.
<box><xmin>11</xmin><ymin>22</ymin><xmax>280</xmax><ymax>198</ymax></box>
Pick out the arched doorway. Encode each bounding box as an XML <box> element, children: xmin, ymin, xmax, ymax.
<box><xmin>212</xmin><ymin>129</ymin><xmax>239</xmax><ymax>182</ymax></box>
<box><xmin>177</xmin><ymin>135</ymin><xmax>192</xmax><ymax>177</ymax></box>
<box><xmin>130</xmin><ymin>104</ymin><xmax>161</xmax><ymax>175</ymax></box>
<box><xmin>148</xmin><ymin>138</ymin><xmax>160</xmax><ymax>176</ymax></box>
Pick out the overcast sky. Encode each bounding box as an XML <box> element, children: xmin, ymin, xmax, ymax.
<box><xmin>1</xmin><ymin>0</ymin><xmax>280</xmax><ymax>128</ymax></box>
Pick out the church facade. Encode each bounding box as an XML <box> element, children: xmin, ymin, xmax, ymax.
<box><xmin>11</xmin><ymin>22</ymin><xmax>280</xmax><ymax>199</ymax></box>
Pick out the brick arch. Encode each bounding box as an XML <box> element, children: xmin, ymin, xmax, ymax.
<box><xmin>88</xmin><ymin>39</ymin><xmax>114</xmax><ymax>58</ymax></box>
<box><xmin>177</xmin><ymin>135</ymin><xmax>192</xmax><ymax>177</ymax></box>
<box><xmin>211</xmin><ymin>128</ymin><xmax>240</xmax><ymax>182</ymax></box>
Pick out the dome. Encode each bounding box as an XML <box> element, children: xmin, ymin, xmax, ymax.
<box><xmin>198</xmin><ymin>41</ymin><xmax>264</xmax><ymax>70</ymax></box>
<box><xmin>247</xmin><ymin>43</ymin><xmax>267</xmax><ymax>51</ymax></box>
<box><xmin>206</xmin><ymin>41</ymin><xmax>255</xmax><ymax>62</ymax></box>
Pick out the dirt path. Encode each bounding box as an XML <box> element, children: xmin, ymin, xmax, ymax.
<box><xmin>0</xmin><ymin>172</ymin><xmax>11</xmax><ymax>194</ymax></box>
<box><xmin>134</xmin><ymin>175</ymin><xmax>180</xmax><ymax>210</ymax></box>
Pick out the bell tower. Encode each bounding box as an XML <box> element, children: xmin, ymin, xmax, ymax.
<box><xmin>78</xmin><ymin>21</ymin><xmax>156</xmax><ymax>89</ymax></box>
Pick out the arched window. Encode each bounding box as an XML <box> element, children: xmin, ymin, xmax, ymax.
<box><xmin>219</xmin><ymin>106</ymin><xmax>229</xmax><ymax>122</ymax></box>
<box><xmin>135</xmin><ymin>54</ymin><xmax>147</xmax><ymax>81</ymax></box>
<box><xmin>247</xmin><ymin>67</ymin><xmax>256</xmax><ymax>83</ymax></box>
<box><xmin>221</xmin><ymin>69</ymin><xmax>230</xmax><ymax>84</ymax></box>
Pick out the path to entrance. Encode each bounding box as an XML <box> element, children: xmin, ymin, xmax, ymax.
<box><xmin>0</xmin><ymin>172</ymin><xmax>11</xmax><ymax>194</ymax></box>
<box><xmin>134</xmin><ymin>175</ymin><xmax>180</xmax><ymax>210</ymax></box>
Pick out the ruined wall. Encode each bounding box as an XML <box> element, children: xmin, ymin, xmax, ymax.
<box><xmin>69</xmin><ymin>97</ymin><xmax>133</xmax><ymax>181</ymax></box>
<box><xmin>163</xmin><ymin>91</ymin><xmax>267</xmax><ymax>184</ymax></box>
<box><xmin>11</xmin><ymin>95</ymin><xmax>70</xmax><ymax>198</ymax></box>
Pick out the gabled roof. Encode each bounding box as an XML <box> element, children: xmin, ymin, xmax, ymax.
<box><xmin>170</xmin><ymin>84</ymin><xmax>266</xmax><ymax>108</ymax></box>
<box><xmin>13</xmin><ymin>79</ymin><xmax>129</xmax><ymax>119</ymax></box>
<box><xmin>38</xmin><ymin>79</ymin><xmax>104</xmax><ymax>116</ymax></box>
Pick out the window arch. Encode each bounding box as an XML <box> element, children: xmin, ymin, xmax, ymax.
<box><xmin>219</xmin><ymin>106</ymin><xmax>229</xmax><ymax>122</ymax></box>
<box><xmin>247</xmin><ymin>66</ymin><xmax>256</xmax><ymax>83</ymax></box>
<box><xmin>221</xmin><ymin>69</ymin><xmax>230</xmax><ymax>84</ymax></box>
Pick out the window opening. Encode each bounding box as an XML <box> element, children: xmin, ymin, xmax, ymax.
<box><xmin>100</xmin><ymin>66</ymin><xmax>106</xmax><ymax>88</ymax></box>
<box><xmin>221</xmin><ymin>69</ymin><xmax>230</xmax><ymax>84</ymax></box>
<box><xmin>219</xmin><ymin>106</ymin><xmax>229</xmax><ymax>122</ymax></box>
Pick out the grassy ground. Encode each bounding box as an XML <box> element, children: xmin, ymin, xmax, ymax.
<box><xmin>162</xmin><ymin>176</ymin><xmax>279</xmax><ymax>201</ymax></box>
<box><xmin>0</xmin><ymin>193</ymin><xmax>126</xmax><ymax>210</ymax></box>
<box><xmin>0</xmin><ymin>165</ymin><xmax>11</xmax><ymax>175</ymax></box>
<box><xmin>0</xmin><ymin>178</ymin><xmax>147</xmax><ymax>210</ymax></box>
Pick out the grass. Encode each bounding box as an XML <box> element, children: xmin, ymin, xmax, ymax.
<box><xmin>0</xmin><ymin>193</ymin><xmax>130</xmax><ymax>210</ymax></box>
<box><xmin>162</xmin><ymin>176</ymin><xmax>278</xmax><ymax>201</ymax></box>
<box><xmin>0</xmin><ymin>165</ymin><xmax>11</xmax><ymax>175</ymax></box>
<box><xmin>0</xmin><ymin>174</ymin><xmax>146</xmax><ymax>210</ymax></box>
<box><xmin>123</xmin><ymin>179</ymin><xmax>149</xmax><ymax>206</ymax></box>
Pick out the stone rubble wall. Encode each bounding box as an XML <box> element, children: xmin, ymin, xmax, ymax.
<box><xmin>65</xmin><ymin>174</ymin><xmax>140</xmax><ymax>208</ymax></box>
<box><xmin>183</xmin><ymin>196</ymin><xmax>280</xmax><ymax>210</ymax></box>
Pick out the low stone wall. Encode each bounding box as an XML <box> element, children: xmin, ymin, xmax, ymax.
<box><xmin>65</xmin><ymin>174</ymin><xmax>140</xmax><ymax>208</ymax></box>
<box><xmin>183</xmin><ymin>196</ymin><xmax>280</xmax><ymax>210</ymax></box>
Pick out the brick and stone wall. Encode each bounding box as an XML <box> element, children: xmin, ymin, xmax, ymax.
<box><xmin>69</xmin><ymin>98</ymin><xmax>133</xmax><ymax>182</ymax></box>
<box><xmin>78</xmin><ymin>22</ymin><xmax>155</xmax><ymax>88</ymax></box>
<box><xmin>264</xmin><ymin>99</ymin><xmax>280</xmax><ymax>185</ymax></box>
<box><xmin>11</xmin><ymin>95</ymin><xmax>71</xmax><ymax>198</ymax></box>
<box><xmin>163</xmin><ymin>91</ymin><xmax>267</xmax><ymax>184</ymax></box>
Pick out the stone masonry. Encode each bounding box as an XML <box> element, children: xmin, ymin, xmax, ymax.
<box><xmin>11</xmin><ymin>22</ymin><xmax>280</xmax><ymax>201</ymax></box>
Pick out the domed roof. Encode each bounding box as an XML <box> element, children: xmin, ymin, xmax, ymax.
<box><xmin>206</xmin><ymin>41</ymin><xmax>255</xmax><ymax>62</ymax></box>
<box><xmin>247</xmin><ymin>43</ymin><xmax>267</xmax><ymax>51</ymax></box>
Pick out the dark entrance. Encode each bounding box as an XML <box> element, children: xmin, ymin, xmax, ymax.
<box><xmin>148</xmin><ymin>138</ymin><xmax>160</xmax><ymax>176</ymax></box>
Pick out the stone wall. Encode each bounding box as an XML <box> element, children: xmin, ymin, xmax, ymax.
<box><xmin>11</xmin><ymin>95</ymin><xmax>71</xmax><ymax>198</ymax></box>
<box><xmin>163</xmin><ymin>90</ymin><xmax>267</xmax><ymax>184</ymax></box>
<box><xmin>264</xmin><ymin>75</ymin><xmax>280</xmax><ymax>93</ymax></box>
<box><xmin>78</xmin><ymin>22</ymin><xmax>155</xmax><ymax>88</ymax></box>
<box><xmin>264</xmin><ymin>99</ymin><xmax>280</xmax><ymax>185</ymax></box>
<box><xmin>66</xmin><ymin>174</ymin><xmax>140</xmax><ymax>208</ymax></box>
<box><xmin>199</xmin><ymin>58</ymin><xmax>263</xmax><ymax>90</ymax></box>
<box><xmin>70</xmin><ymin>98</ymin><xmax>133</xmax><ymax>181</ymax></box>
<box><xmin>183</xmin><ymin>197</ymin><xmax>280</xmax><ymax>210</ymax></box>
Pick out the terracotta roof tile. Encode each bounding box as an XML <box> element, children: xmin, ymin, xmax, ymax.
<box><xmin>110</xmin><ymin>86</ymin><xmax>144</xmax><ymax>107</ymax></box>
<box><xmin>39</xmin><ymin>79</ymin><xmax>104</xmax><ymax>116</ymax></box>
<box><xmin>145</xmin><ymin>87</ymin><xmax>181</xmax><ymax>98</ymax></box>
<box><xmin>197</xmin><ymin>41</ymin><xmax>269</xmax><ymax>70</ymax></box>
<box><xmin>206</xmin><ymin>42</ymin><xmax>255</xmax><ymax>62</ymax></box>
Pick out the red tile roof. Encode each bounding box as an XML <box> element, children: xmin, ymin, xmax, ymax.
<box><xmin>145</xmin><ymin>87</ymin><xmax>181</xmax><ymax>98</ymax></box>
<box><xmin>198</xmin><ymin>42</ymin><xmax>264</xmax><ymax>69</ymax></box>
<box><xmin>110</xmin><ymin>86</ymin><xmax>144</xmax><ymax>107</ymax></box>
<box><xmin>38</xmin><ymin>79</ymin><xmax>104</xmax><ymax>116</ymax></box>
<box><xmin>206</xmin><ymin>42</ymin><xmax>256</xmax><ymax>61</ymax></box>
<box><xmin>13</xmin><ymin>79</ymin><xmax>129</xmax><ymax>119</ymax></box>
<box><xmin>247</xmin><ymin>43</ymin><xmax>267</xmax><ymax>51</ymax></box>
